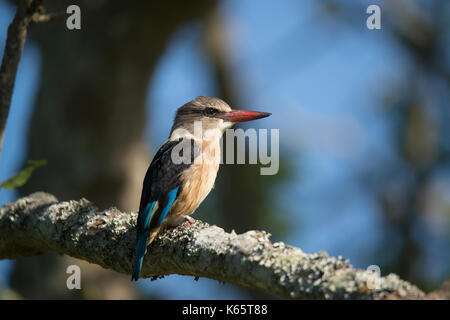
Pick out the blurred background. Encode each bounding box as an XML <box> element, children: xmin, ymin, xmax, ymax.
<box><xmin>0</xmin><ymin>0</ymin><xmax>449</xmax><ymax>299</ymax></box>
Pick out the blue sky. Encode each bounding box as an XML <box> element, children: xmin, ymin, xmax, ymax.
<box><xmin>0</xmin><ymin>0</ymin><xmax>448</xmax><ymax>298</ymax></box>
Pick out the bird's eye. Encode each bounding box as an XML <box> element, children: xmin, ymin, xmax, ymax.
<box><xmin>204</xmin><ymin>107</ymin><xmax>217</xmax><ymax>115</ymax></box>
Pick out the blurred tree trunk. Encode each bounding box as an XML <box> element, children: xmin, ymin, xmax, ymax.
<box><xmin>10</xmin><ymin>0</ymin><xmax>215</xmax><ymax>299</ymax></box>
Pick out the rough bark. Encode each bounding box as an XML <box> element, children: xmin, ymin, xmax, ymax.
<box><xmin>0</xmin><ymin>0</ymin><xmax>44</xmax><ymax>157</ymax></box>
<box><xmin>0</xmin><ymin>192</ymin><xmax>425</xmax><ymax>300</ymax></box>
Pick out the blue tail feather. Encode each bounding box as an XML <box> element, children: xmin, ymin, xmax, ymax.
<box><xmin>131</xmin><ymin>186</ymin><xmax>180</xmax><ymax>281</ymax></box>
<box><xmin>131</xmin><ymin>230</ymin><xmax>150</xmax><ymax>281</ymax></box>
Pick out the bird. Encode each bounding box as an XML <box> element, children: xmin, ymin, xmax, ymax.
<box><xmin>131</xmin><ymin>96</ymin><xmax>271</xmax><ymax>281</ymax></box>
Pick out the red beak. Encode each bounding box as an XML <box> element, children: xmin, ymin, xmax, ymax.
<box><xmin>220</xmin><ymin>110</ymin><xmax>271</xmax><ymax>123</ymax></box>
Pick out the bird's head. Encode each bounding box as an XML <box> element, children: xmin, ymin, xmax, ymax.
<box><xmin>170</xmin><ymin>96</ymin><xmax>271</xmax><ymax>140</ymax></box>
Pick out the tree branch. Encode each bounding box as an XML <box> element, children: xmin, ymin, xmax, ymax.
<box><xmin>31</xmin><ymin>12</ymin><xmax>68</xmax><ymax>24</ymax></box>
<box><xmin>0</xmin><ymin>192</ymin><xmax>426</xmax><ymax>299</ymax></box>
<box><xmin>0</xmin><ymin>0</ymin><xmax>63</xmax><ymax>158</ymax></box>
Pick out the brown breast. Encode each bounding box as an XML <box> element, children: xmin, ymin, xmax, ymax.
<box><xmin>166</xmin><ymin>138</ymin><xmax>221</xmax><ymax>225</ymax></box>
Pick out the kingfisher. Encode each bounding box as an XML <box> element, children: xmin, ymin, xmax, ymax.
<box><xmin>131</xmin><ymin>96</ymin><xmax>271</xmax><ymax>281</ymax></box>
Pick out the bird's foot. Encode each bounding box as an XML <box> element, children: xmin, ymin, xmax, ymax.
<box><xmin>166</xmin><ymin>216</ymin><xmax>195</xmax><ymax>229</ymax></box>
<box><xmin>181</xmin><ymin>215</ymin><xmax>195</xmax><ymax>227</ymax></box>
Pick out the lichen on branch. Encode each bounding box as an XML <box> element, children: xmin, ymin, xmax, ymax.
<box><xmin>0</xmin><ymin>192</ymin><xmax>424</xmax><ymax>299</ymax></box>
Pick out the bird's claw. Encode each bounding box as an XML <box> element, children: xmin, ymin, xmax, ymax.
<box><xmin>181</xmin><ymin>216</ymin><xmax>195</xmax><ymax>227</ymax></box>
<box><xmin>166</xmin><ymin>216</ymin><xmax>195</xmax><ymax>229</ymax></box>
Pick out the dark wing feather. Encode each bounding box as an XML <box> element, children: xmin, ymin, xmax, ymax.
<box><xmin>136</xmin><ymin>138</ymin><xmax>199</xmax><ymax>233</ymax></box>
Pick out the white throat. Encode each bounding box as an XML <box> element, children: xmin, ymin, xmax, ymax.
<box><xmin>169</xmin><ymin>119</ymin><xmax>234</xmax><ymax>142</ymax></box>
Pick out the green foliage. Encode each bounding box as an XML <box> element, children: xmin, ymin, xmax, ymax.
<box><xmin>0</xmin><ymin>160</ymin><xmax>47</xmax><ymax>190</ymax></box>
